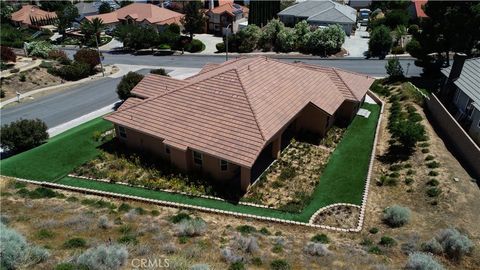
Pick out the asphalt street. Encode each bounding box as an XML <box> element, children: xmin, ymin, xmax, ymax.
<box><xmin>1</xmin><ymin>53</ymin><xmax>423</xmax><ymax>129</ymax></box>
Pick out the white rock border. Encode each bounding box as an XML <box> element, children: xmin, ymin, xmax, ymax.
<box><xmin>2</xmin><ymin>92</ymin><xmax>383</xmax><ymax>232</ymax></box>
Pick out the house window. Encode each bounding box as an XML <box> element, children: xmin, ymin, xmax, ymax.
<box><xmin>220</xmin><ymin>160</ymin><xmax>228</xmax><ymax>171</ymax></box>
<box><xmin>118</xmin><ymin>126</ymin><xmax>127</xmax><ymax>139</ymax></box>
<box><xmin>193</xmin><ymin>151</ymin><xmax>203</xmax><ymax>166</ymax></box>
<box><xmin>165</xmin><ymin>145</ymin><xmax>171</xmax><ymax>155</ymax></box>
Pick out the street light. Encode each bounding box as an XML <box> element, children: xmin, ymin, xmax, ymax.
<box><xmin>225</xmin><ymin>23</ymin><xmax>231</xmax><ymax>61</ymax></box>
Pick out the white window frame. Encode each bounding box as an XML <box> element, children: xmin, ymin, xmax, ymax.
<box><xmin>193</xmin><ymin>151</ymin><xmax>203</xmax><ymax>167</ymax></box>
<box><xmin>118</xmin><ymin>126</ymin><xmax>127</xmax><ymax>139</ymax></box>
<box><xmin>220</xmin><ymin>159</ymin><xmax>228</xmax><ymax>171</ymax></box>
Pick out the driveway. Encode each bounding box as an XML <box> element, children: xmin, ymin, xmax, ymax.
<box><xmin>193</xmin><ymin>34</ymin><xmax>223</xmax><ymax>54</ymax></box>
<box><xmin>343</xmin><ymin>24</ymin><xmax>369</xmax><ymax>58</ymax></box>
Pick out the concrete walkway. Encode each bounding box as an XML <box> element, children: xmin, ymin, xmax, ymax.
<box><xmin>192</xmin><ymin>34</ymin><xmax>223</xmax><ymax>54</ymax></box>
<box><xmin>343</xmin><ymin>24</ymin><xmax>369</xmax><ymax>58</ymax></box>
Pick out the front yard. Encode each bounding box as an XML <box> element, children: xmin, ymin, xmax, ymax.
<box><xmin>0</xmin><ymin>103</ymin><xmax>380</xmax><ymax>224</ymax></box>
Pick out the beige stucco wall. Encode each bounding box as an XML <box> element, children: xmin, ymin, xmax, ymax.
<box><xmin>295</xmin><ymin>103</ymin><xmax>331</xmax><ymax>136</ymax></box>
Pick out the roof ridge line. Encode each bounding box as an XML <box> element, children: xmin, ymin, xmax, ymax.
<box><xmin>332</xmin><ymin>67</ymin><xmax>358</xmax><ymax>100</ymax></box>
<box><xmin>233</xmin><ymin>68</ymin><xmax>266</xmax><ymax>141</ymax></box>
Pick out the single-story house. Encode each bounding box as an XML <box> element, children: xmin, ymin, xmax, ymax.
<box><xmin>278</xmin><ymin>0</ymin><xmax>357</xmax><ymax>35</ymax></box>
<box><xmin>10</xmin><ymin>4</ymin><xmax>57</xmax><ymax>29</ymax></box>
<box><xmin>104</xmin><ymin>57</ymin><xmax>374</xmax><ymax>191</ymax></box>
<box><xmin>441</xmin><ymin>55</ymin><xmax>480</xmax><ymax>145</ymax></box>
<box><xmin>206</xmin><ymin>2</ymin><xmax>249</xmax><ymax>35</ymax></box>
<box><xmin>84</xmin><ymin>3</ymin><xmax>184</xmax><ymax>31</ymax></box>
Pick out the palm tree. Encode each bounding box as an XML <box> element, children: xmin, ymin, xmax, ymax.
<box><xmin>80</xmin><ymin>18</ymin><xmax>104</xmax><ymax>46</ymax></box>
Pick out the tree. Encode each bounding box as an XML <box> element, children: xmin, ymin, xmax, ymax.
<box><xmin>74</xmin><ymin>48</ymin><xmax>100</xmax><ymax>72</ymax></box>
<box><xmin>385</xmin><ymin>57</ymin><xmax>404</xmax><ymax>80</ymax></box>
<box><xmin>0</xmin><ymin>1</ymin><xmax>15</xmax><ymax>22</ymax></box>
<box><xmin>117</xmin><ymin>72</ymin><xmax>145</xmax><ymax>100</ymax></box>
<box><xmin>384</xmin><ymin>9</ymin><xmax>409</xmax><ymax>29</ymax></box>
<box><xmin>369</xmin><ymin>25</ymin><xmax>393</xmax><ymax>58</ymax></box>
<box><xmin>1</xmin><ymin>46</ymin><xmax>16</xmax><ymax>63</ymax></box>
<box><xmin>294</xmin><ymin>20</ymin><xmax>311</xmax><ymax>52</ymax></box>
<box><xmin>56</xmin><ymin>4</ymin><xmax>79</xmax><ymax>37</ymax></box>
<box><xmin>405</xmin><ymin>39</ymin><xmax>423</xmax><ymax>58</ymax></box>
<box><xmin>98</xmin><ymin>2</ymin><xmax>113</xmax><ymax>14</ymax></box>
<box><xmin>236</xmin><ymin>25</ymin><xmax>261</xmax><ymax>53</ymax></box>
<box><xmin>0</xmin><ymin>119</ymin><xmax>49</xmax><ymax>153</ymax></box>
<box><xmin>181</xmin><ymin>1</ymin><xmax>205</xmax><ymax>40</ymax></box>
<box><xmin>113</xmin><ymin>24</ymin><xmax>159</xmax><ymax>50</ymax></box>
<box><xmin>80</xmin><ymin>18</ymin><xmax>104</xmax><ymax>46</ymax></box>
<box><xmin>119</xmin><ymin>0</ymin><xmax>133</xmax><ymax>7</ymax></box>
<box><xmin>395</xmin><ymin>121</ymin><xmax>426</xmax><ymax>150</ymax></box>
<box><xmin>248</xmin><ymin>1</ymin><xmax>281</xmax><ymax>27</ymax></box>
<box><xmin>258</xmin><ymin>19</ymin><xmax>285</xmax><ymax>51</ymax></box>
<box><xmin>276</xmin><ymin>28</ymin><xmax>296</xmax><ymax>52</ymax></box>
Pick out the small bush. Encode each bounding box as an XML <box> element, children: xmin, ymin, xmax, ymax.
<box><xmin>406</xmin><ymin>169</ymin><xmax>415</xmax><ymax>175</ymax></box>
<box><xmin>425</xmin><ymin>155</ymin><xmax>435</xmax><ymax>161</ymax></box>
<box><xmin>419</xmin><ymin>142</ymin><xmax>430</xmax><ymax>148</ymax></box>
<box><xmin>116</xmin><ymin>71</ymin><xmax>144</xmax><ymax>100</ymax></box>
<box><xmin>63</xmin><ymin>237</ymin><xmax>87</xmax><ymax>248</ymax></box>
<box><xmin>259</xmin><ymin>227</ymin><xmax>271</xmax><ymax>235</ymax></box>
<box><xmin>150</xmin><ymin>210</ymin><xmax>160</xmax><ymax>216</ymax></box>
<box><xmin>304</xmin><ymin>242</ymin><xmax>330</xmax><ymax>256</ymax></box>
<box><xmin>310</xmin><ymin>233</ymin><xmax>329</xmax><ymax>244</ymax></box>
<box><xmin>170</xmin><ymin>212</ymin><xmax>191</xmax><ymax>223</ymax></box>
<box><xmin>150</xmin><ymin>68</ymin><xmax>169</xmax><ymax>76</ymax></box>
<box><xmin>36</xmin><ymin>229</ymin><xmax>55</xmax><ymax>239</ymax></box>
<box><xmin>405</xmin><ymin>178</ymin><xmax>414</xmax><ymax>185</ymax></box>
<box><xmin>27</xmin><ymin>245</ymin><xmax>50</xmax><ymax>264</ymax></box>
<box><xmin>236</xmin><ymin>225</ymin><xmax>256</xmax><ymax>235</ymax></box>
<box><xmin>77</xmin><ymin>244</ymin><xmax>128</xmax><ymax>270</ymax></box>
<box><xmin>74</xmin><ymin>48</ymin><xmax>100</xmax><ymax>72</ymax></box>
<box><xmin>117</xmin><ymin>234</ymin><xmax>138</xmax><ymax>245</ymax></box>
<box><xmin>50</xmin><ymin>61</ymin><xmax>91</xmax><ymax>81</ymax></box>
<box><xmin>426</xmin><ymin>187</ymin><xmax>441</xmax><ymax>197</ymax></box>
<box><xmin>54</xmin><ymin>263</ymin><xmax>76</xmax><ymax>270</ymax></box>
<box><xmin>426</xmin><ymin>179</ymin><xmax>439</xmax><ymax>186</ymax></box>
<box><xmin>428</xmin><ymin>171</ymin><xmax>439</xmax><ymax>176</ymax></box>
<box><xmin>368</xmin><ymin>246</ymin><xmax>382</xmax><ymax>254</ymax></box>
<box><xmin>390</xmin><ymin>164</ymin><xmax>403</xmax><ymax>171</ymax></box>
<box><xmin>383</xmin><ymin>205</ymin><xmax>411</xmax><ymax>227</ymax></box>
<box><xmin>270</xmin><ymin>259</ymin><xmax>291</xmax><ymax>270</ymax></box>
<box><xmin>379</xmin><ymin>236</ymin><xmax>397</xmax><ymax>247</ymax></box>
<box><xmin>216</xmin><ymin>42</ymin><xmax>225</xmax><ymax>52</ymax></box>
<box><xmin>427</xmin><ymin>161</ymin><xmax>440</xmax><ymax>169</ymax></box>
<box><xmin>422</xmin><ymin>148</ymin><xmax>430</xmax><ymax>153</ymax></box>
<box><xmin>1</xmin><ymin>46</ymin><xmax>16</xmax><ymax>62</ymax></box>
<box><xmin>251</xmin><ymin>257</ymin><xmax>263</xmax><ymax>266</ymax></box>
<box><xmin>118</xmin><ymin>202</ymin><xmax>131</xmax><ymax>212</ymax></box>
<box><xmin>271</xmin><ymin>243</ymin><xmax>283</xmax><ymax>253</ymax></box>
<box><xmin>229</xmin><ymin>262</ymin><xmax>245</xmax><ymax>270</ymax></box>
<box><xmin>436</xmin><ymin>228</ymin><xmax>473</xmax><ymax>261</ymax></box>
<box><xmin>175</xmin><ymin>218</ymin><xmax>207</xmax><ymax>237</ymax></box>
<box><xmin>19</xmin><ymin>73</ymin><xmax>26</xmax><ymax>82</ymax></box>
<box><xmin>405</xmin><ymin>252</ymin><xmax>444</xmax><ymax>270</ymax></box>
<box><xmin>279</xmin><ymin>166</ymin><xmax>296</xmax><ymax>180</ymax></box>
<box><xmin>422</xmin><ymin>238</ymin><xmax>443</xmax><ymax>254</ymax></box>
<box><xmin>97</xmin><ymin>216</ymin><xmax>112</xmax><ymax>229</ymax></box>
<box><xmin>185</xmin><ymin>39</ymin><xmax>204</xmax><ymax>53</ymax></box>
<box><xmin>391</xmin><ymin>46</ymin><xmax>405</xmax><ymax>54</ymax></box>
<box><xmin>369</xmin><ymin>227</ymin><xmax>379</xmax><ymax>234</ymax></box>
<box><xmin>233</xmin><ymin>235</ymin><xmax>259</xmax><ymax>254</ymax></box>
<box><xmin>220</xmin><ymin>247</ymin><xmax>244</xmax><ymax>264</ymax></box>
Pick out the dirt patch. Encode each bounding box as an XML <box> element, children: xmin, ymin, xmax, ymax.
<box><xmin>312</xmin><ymin>205</ymin><xmax>360</xmax><ymax>229</ymax></box>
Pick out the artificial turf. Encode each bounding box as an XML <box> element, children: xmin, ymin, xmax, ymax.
<box><xmin>0</xmin><ymin>103</ymin><xmax>380</xmax><ymax>222</ymax></box>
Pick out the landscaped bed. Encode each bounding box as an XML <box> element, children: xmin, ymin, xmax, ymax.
<box><xmin>0</xmin><ymin>103</ymin><xmax>380</xmax><ymax>224</ymax></box>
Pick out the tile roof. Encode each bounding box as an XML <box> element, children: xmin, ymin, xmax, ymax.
<box><xmin>11</xmin><ymin>5</ymin><xmax>57</xmax><ymax>25</ymax></box>
<box><xmin>85</xmin><ymin>3</ymin><xmax>183</xmax><ymax>25</ymax></box>
<box><xmin>209</xmin><ymin>3</ymin><xmax>248</xmax><ymax>16</ymax></box>
<box><xmin>412</xmin><ymin>0</ymin><xmax>428</xmax><ymax>18</ymax></box>
<box><xmin>442</xmin><ymin>57</ymin><xmax>480</xmax><ymax>110</ymax></box>
<box><xmin>105</xmin><ymin>57</ymin><xmax>374</xmax><ymax>167</ymax></box>
<box><xmin>131</xmin><ymin>74</ymin><xmax>188</xmax><ymax>99</ymax></box>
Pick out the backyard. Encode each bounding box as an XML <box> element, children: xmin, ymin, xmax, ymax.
<box><xmin>0</xmin><ymin>103</ymin><xmax>380</xmax><ymax>224</ymax></box>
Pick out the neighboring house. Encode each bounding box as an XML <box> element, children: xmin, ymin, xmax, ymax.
<box><xmin>75</xmin><ymin>2</ymin><xmax>100</xmax><ymax>21</ymax></box>
<box><xmin>104</xmin><ymin>57</ymin><xmax>374</xmax><ymax>191</ymax></box>
<box><xmin>441</xmin><ymin>55</ymin><xmax>480</xmax><ymax>145</ymax></box>
<box><xmin>206</xmin><ymin>2</ymin><xmax>249</xmax><ymax>35</ymax></box>
<box><xmin>84</xmin><ymin>3</ymin><xmax>183</xmax><ymax>31</ymax></box>
<box><xmin>10</xmin><ymin>4</ymin><xmax>57</xmax><ymax>29</ymax></box>
<box><xmin>408</xmin><ymin>0</ymin><xmax>428</xmax><ymax>20</ymax></box>
<box><xmin>348</xmin><ymin>0</ymin><xmax>372</xmax><ymax>9</ymax></box>
<box><xmin>278</xmin><ymin>0</ymin><xmax>357</xmax><ymax>35</ymax></box>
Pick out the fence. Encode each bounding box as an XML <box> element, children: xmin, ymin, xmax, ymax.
<box><xmin>425</xmin><ymin>94</ymin><xmax>480</xmax><ymax>179</ymax></box>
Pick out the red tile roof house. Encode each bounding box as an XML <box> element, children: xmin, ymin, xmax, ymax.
<box><xmin>206</xmin><ymin>2</ymin><xmax>249</xmax><ymax>35</ymax></box>
<box><xmin>84</xmin><ymin>3</ymin><xmax>184</xmax><ymax>31</ymax></box>
<box><xmin>10</xmin><ymin>5</ymin><xmax>58</xmax><ymax>29</ymax></box>
<box><xmin>104</xmin><ymin>57</ymin><xmax>375</xmax><ymax>192</ymax></box>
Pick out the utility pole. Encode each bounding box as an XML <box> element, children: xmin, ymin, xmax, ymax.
<box><xmin>95</xmin><ymin>34</ymin><xmax>105</xmax><ymax>77</ymax></box>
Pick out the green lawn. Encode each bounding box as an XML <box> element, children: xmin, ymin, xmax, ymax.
<box><xmin>0</xmin><ymin>103</ymin><xmax>380</xmax><ymax>222</ymax></box>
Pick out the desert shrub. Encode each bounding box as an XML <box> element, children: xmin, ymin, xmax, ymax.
<box><xmin>28</xmin><ymin>187</ymin><xmax>58</xmax><ymax>199</ymax></box>
<box><xmin>233</xmin><ymin>235</ymin><xmax>259</xmax><ymax>254</ymax></box>
<box><xmin>426</xmin><ymin>179</ymin><xmax>439</xmax><ymax>186</ymax></box>
<box><xmin>185</xmin><ymin>39</ymin><xmax>204</xmax><ymax>53</ymax></box>
<box><xmin>379</xmin><ymin>236</ymin><xmax>397</xmax><ymax>247</ymax></box>
<box><xmin>310</xmin><ymin>233</ymin><xmax>329</xmax><ymax>244</ymax></box>
<box><xmin>236</xmin><ymin>225</ymin><xmax>256</xmax><ymax>234</ymax></box>
<box><xmin>117</xmin><ymin>234</ymin><xmax>138</xmax><ymax>245</ymax></box>
<box><xmin>77</xmin><ymin>244</ymin><xmax>128</xmax><ymax>270</ymax></box>
<box><xmin>50</xmin><ymin>61</ymin><xmax>90</xmax><ymax>81</ymax></box>
<box><xmin>216</xmin><ymin>42</ymin><xmax>225</xmax><ymax>52</ymax></box>
<box><xmin>368</xmin><ymin>246</ymin><xmax>382</xmax><ymax>254</ymax></box>
<box><xmin>251</xmin><ymin>257</ymin><xmax>263</xmax><ymax>266</ymax></box>
<box><xmin>63</xmin><ymin>237</ymin><xmax>87</xmax><ymax>248</ymax></box>
<box><xmin>54</xmin><ymin>263</ymin><xmax>76</xmax><ymax>270</ymax></box>
<box><xmin>118</xmin><ymin>202</ymin><xmax>131</xmax><ymax>212</ymax></box>
<box><xmin>436</xmin><ymin>228</ymin><xmax>473</xmax><ymax>260</ymax></box>
<box><xmin>377</xmin><ymin>174</ymin><xmax>397</xmax><ymax>186</ymax></box>
<box><xmin>425</xmin><ymin>155</ymin><xmax>434</xmax><ymax>161</ymax></box>
<box><xmin>150</xmin><ymin>209</ymin><xmax>160</xmax><ymax>216</ymax></box>
<box><xmin>270</xmin><ymin>259</ymin><xmax>291</xmax><ymax>270</ymax></box>
<box><xmin>405</xmin><ymin>178</ymin><xmax>414</xmax><ymax>185</ymax></box>
<box><xmin>426</xmin><ymin>187</ymin><xmax>441</xmax><ymax>197</ymax></box>
<box><xmin>0</xmin><ymin>118</ymin><xmax>48</xmax><ymax>153</ymax></box>
<box><xmin>259</xmin><ymin>227</ymin><xmax>271</xmax><ymax>235</ymax></box>
<box><xmin>170</xmin><ymin>212</ymin><xmax>191</xmax><ymax>223</ymax></box>
<box><xmin>271</xmin><ymin>243</ymin><xmax>283</xmax><ymax>253</ymax></box>
<box><xmin>391</xmin><ymin>46</ymin><xmax>405</xmax><ymax>54</ymax></box>
<box><xmin>27</xmin><ymin>245</ymin><xmax>50</xmax><ymax>264</ymax></box>
<box><xmin>422</xmin><ymin>148</ymin><xmax>430</xmax><ymax>153</ymax></box>
<box><xmin>422</xmin><ymin>238</ymin><xmax>443</xmax><ymax>254</ymax></box>
<box><xmin>405</xmin><ymin>252</ymin><xmax>444</xmax><ymax>270</ymax></box>
<box><xmin>39</xmin><ymin>60</ymin><xmax>53</xmax><ymax>68</ymax></box>
<box><xmin>279</xmin><ymin>166</ymin><xmax>296</xmax><ymax>180</ymax></box>
<box><xmin>220</xmin><ymin>247</ymin><xmax>244</xmax><ymax>264</ymax></box>
<box><xmin>428</xmin><ymin>171</ymin><xmax>439</xmax><ymax>176</ymax></box>
<box><xmin>304</xmin><ymin>242</ymin><xmax>330</xmax><ymax>256</ymax></box>
<box><xmin>427</xmin><ymin>161</ymin><xmax>440</xmax><ymax>168</ymax></box>
<box><xmin>1</xmin><ymin>46</ymin><xmax>16</xmax><ymax>62</ymax></box>
<box><xmin>116</xmin><ymin>71</ymin><xmax>144</xmax><ymax>100</ymax></box>
<box><xmin>26</xmin><ymin>41</ymin><xmax>55</xmax><ymax>58</ymax></box>
<box><xmin>369</xmin><ymin>227</ymin><xmax>379</xmax><ymax>234</ymax></box>
<box><xmin>229</xmin><ymin>262</ymin><xmax>245</xmax><ymax>270</ymax></box>
<box><xmin>74</xmin><ymin>48</ymin><xmax>100</xmax><ymax>72</ymax></box>
<box><xmin>150</xmin><ymin>68</ymin><xmax>169</xmax><ymax>76</ymax></box>
<box><xmin>97</xmin><ymin>215</ymin><xmax>112</xmax><ymax>229</ymax></box>
<box><xmin>135</xmin><ymin>207</ymin><xmax>147</xmax><ymax>215</ymax></box>
<box><xmin>390</xmin><ymin>164</ymin><xmax>403</xmax><ymax>171</ymax></box>
<box><xmin>370</xmin><ymin>79</ymin><xmax>390</xmax><ymax>96</ymax></box>
<box><xmin>36</xmin><ymin>229</ymin><xmax>55</xmax><ymax>239</ymax></box>
<box><xmin>175</xmin><ymin>218</ymin><xmax>207</xmax><ymax>237</ymax></box>
<box><xmin>383</xmin><ymin>205</ymin><xmax>411</xmax><ymax>227</ymax></box>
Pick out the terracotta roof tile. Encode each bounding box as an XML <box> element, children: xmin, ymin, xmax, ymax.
<box><xmin>105</xmin><ymin>57</ymin><xmax>373</xmax><ymax>167</ymax></box>
<box><xmin>11</xmin><ymin>5</ymin><xmax>57</xmax><ymax>25</ymax></box>
<box><xmin>131</xmin><ymin>74</ymin><xmax>188</xmax><ymax>98</ymax></box>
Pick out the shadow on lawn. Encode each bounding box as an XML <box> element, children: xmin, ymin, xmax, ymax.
<box><xmin>94</xmin><ymin>139</ymin><xmax>245</xmax><ymax>202</ymax></box>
